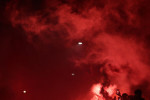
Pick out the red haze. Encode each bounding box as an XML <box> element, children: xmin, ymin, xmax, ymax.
<box><xmin>0</xmin><ymin>0</ymin><xmax>150</xmax><ymax>99</ymax></box>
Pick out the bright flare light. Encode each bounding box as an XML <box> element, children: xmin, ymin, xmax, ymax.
<box><xmin>91</xmin><ymin>83</ymin><xmax>105</xmax><ymax>100</ymax></box>
<box><xmin>78</xmin><ymin>42</ymin><xmax>83</xmax><ymax>45</ymax></box>
<box><xmin>91</xmin><ymin>83</ymin><xmax>116</xmax><ymax>100</ymax></box>
<box><xmin>23</xmin><ymin>90</ymin><xmax>27</xmax><ymax>94</ymax></box>
<box><xmin>92</xmin><ymin>84</ymin><xmax>102</xmax><ymax>96</ymax></box>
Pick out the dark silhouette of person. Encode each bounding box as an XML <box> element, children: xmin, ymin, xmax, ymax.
<box><xmin>134</xmin><ymin>89</ymin><xmax>145</xmax><ymax>100</ymax></box>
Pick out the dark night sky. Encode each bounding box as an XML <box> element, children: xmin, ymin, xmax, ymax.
<box><xmin>0</xmin><ymin>0</ymin><xmax>150</xmax><ymax>100</ymax></box>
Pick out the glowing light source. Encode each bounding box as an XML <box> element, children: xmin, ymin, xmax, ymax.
<box><xmin>91</xmin><ymin>84</ymin><xmax>105</xmax><ymax>100</ymax></box>
<box><xmin>23</xmin><ymin>90</ymin><xmax>27</xmax><ymax>94</ymax></box>
<box><xmin>92</xmin><ymin>83</ymin><xmax>102</xmax><ymax>96</ymax></box>
<box><xmin>72</xmin><ymin>73</ymin><xmax>75</xmax><ymax>76</ymax></box>
<box><xmin>91</xmin><ymin>83</ymin><xmax>117</xmax><ymax>100</ymax></box>
<box><xmin>78</xmin><ymin>42</ymin><xmax>83</xmax><ymax>45</ymax></box>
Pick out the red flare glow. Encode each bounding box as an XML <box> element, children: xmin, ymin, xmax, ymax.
<box><xmin>91</xmin><ymin>83</ymin><xmax>117</xmax><ymax>100</ymax></box>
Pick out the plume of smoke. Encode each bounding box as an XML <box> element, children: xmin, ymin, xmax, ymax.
<box><xmin>6</xmin><ymin>0</ymin><xmax>150</xmax><ymax>99</ymax></box>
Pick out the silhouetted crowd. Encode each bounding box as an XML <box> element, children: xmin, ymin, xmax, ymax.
<box><xmin>113</xmin><ymin>89</ymin><xmax>145</xmax><ymax>100</ymax></box>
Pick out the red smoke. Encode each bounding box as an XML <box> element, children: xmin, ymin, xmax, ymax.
<box><xmin>4</xmin><ymin>0</ymin><xmax>150</xmax><ymax>99</ymax></box>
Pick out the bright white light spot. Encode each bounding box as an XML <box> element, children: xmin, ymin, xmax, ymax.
<box><xmin>78</xmin><ymin>42</ymin><xmax>83</xmax><ymax>45</ymax></box>
<box><xmin>91</xmin><ymin>83</ymin><xmax>105</xmax><ymax>100</ymax></box>
<box><xmin>72</xmin><ymin>73</ymin><xmax>75</xmax><ymax>76</ymax></box>
<box><xmin>23</xmin><ymin>90</ymin><xmax>27</xmax><ymax>94</ymax></box>
<box><xmin>92</xmin><ymin>83</ymin><xmax>102</xmax><ymax>96</ymax></box>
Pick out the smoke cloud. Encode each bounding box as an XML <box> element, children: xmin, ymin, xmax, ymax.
<box><xmin>1</xmin><ymin>0</ymin><xmax>150</xmax><ymax>99</ymax></box>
